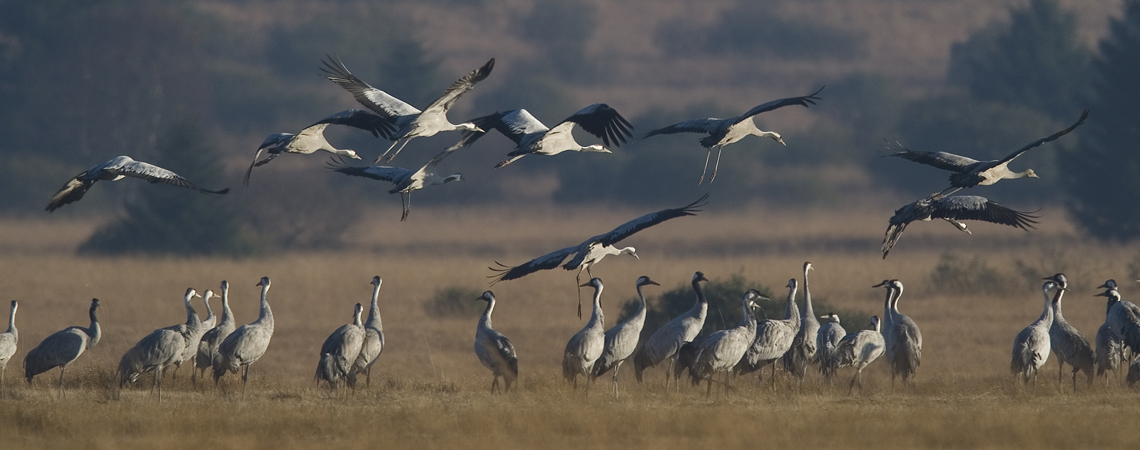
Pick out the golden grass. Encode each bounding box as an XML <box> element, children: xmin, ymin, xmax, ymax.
<box><xmin>0</xmin><ymin>205</ymin><xmax>1138</xmax><ymax>449</ymax></box>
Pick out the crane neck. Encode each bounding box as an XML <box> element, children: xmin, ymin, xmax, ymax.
<box><xmin>367</xmin><ymin>281</ymin><xmax>382</xmax><ymax>329</ymax></box>
<box><xmin>802</xmin><ymin>269</ymin><xmax>816</xmax><ymax>319</ymax></box>
<box><xmin>354</xmin><ymin>307</ymin><xmax>363</xmax><ymax>327</ymax></box>
<box><xmin>1051</xmin><ymin>288</ymin><xmax>1066</xmax><ymax>321</ymax></box>
<box><xmin>785</xmin><ymin>284</ymin><xmax>799</xmax><ymax>324</ymax></box>
<box><xmin>634</xmin><ymin>284</ymin><xmax>648</xmax><ymax>316</ymax></box>
<box><xmin>256</xmin><ymin>283</ymin><xmax>274</xmax><ymax>326</ymax></box>
<box><xmin>693</xmin><ymin>279</ymin><xmax>708</xmax><ymax>306</ymax></box>
<box><xmin>1038</xmin><ymin>287</ymin><xmax>1055</xmax><ymax>326</ymax></box>
<box><xmin>220</xmin><ymin>289</ymin><xmax>234</xmax><ymax>326</ymax></box>
<box><xmin>202</xmin><ymin>294</ymin><xmax>215</xmax><ymax>324</ymax></box>
<box><xmin>6</xmin><ymin>302</ymin><xmax>16</xmax><ymax>335</ymax></box>
<box><xmin>87</xmin><ymin>302</ymin><xmax>101</xmax><ymax>347</ymax></box>
<box><xmin>891</xmin><ymin>284</ymin><xmax>904</xmax><ymax>314</ymax></box>
<box><xmin>1105</xmin><ymin>291</ymin><xmax>1120</xmax><ymax>317</ymax></box>
<box><xmin>882</xmin><ymin>286</ymin><xmax>896</xmax><ymax>322</ymax></box>
<box><xmin>480</xmin><ymin>297</ymin><xmax>495</xmax><ymax>330</ymax></box>
<box><xmin>587</xmin><ymin>285</ymin><xmax>605</xmax><ymax>329</ymax></box>
<box><xmin>184</xmin><ymin>292</ymin><xmax>201</xmax><ymax>328</ymax></box>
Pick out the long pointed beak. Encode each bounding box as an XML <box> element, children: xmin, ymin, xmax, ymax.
<box><xmin>647</xmin><ymin>280</ymin><xmax>660</xmax><ymax>286</ymax></box>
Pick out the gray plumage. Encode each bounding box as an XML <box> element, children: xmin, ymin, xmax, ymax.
<box><xmin>24</xmin><ymin>299</ymin><xmax>101</xmax><ymax>393</ymax></box>
<box><xmin>474</xmin><ymin>291</ymin><xmax>518</xmax><ymax>394</ymax></box>
<box><xmin>563</xmin><ymin>278</ymin><xmax>606</xmax><ymax>389</ymax></box>
<box><xmin>243</xmin><ymin>109</ymin><xmax>392</xmax><ymax>186</ymax></box>
<box><xmin>816</xmin><ymin>313</ymin><xmax>846</xmax><ymax>382</ymax></box>
<box><xmin>322</xmin><ymin>55</ymin><xmax>494</xmax><ymax>163</ymax></box>
<box><xmin>1012</xmin><ymin>281</ymin><xmax>1058</xmax><ymax>385</ymax></box>
<box><xmin>783</xmin><ymin>262</ymin><xmax>819</xmax><ymax>380</ymax></box>
<box><xmin>349</xmin><ymin>276</ymin><xmax>385</xmax><ymax>388</ymax></box>
<box><xmin>876</xmin><ymin>279</ymin><xmax>922</xmax><ymax>386</ymax></box>
<box><xmin>691</xmin><ymin>290</ymin><xmax>764</xmax><ymax>398</ymax></box>
<box><xmin>315</xmin><ymin>303</ymin><xmax>365</xmax><ymax>390</ymax></box>
<box><xmin>1097</xmin><ymin>280</ymin><xmax>1140</xmax><ymax>355</ymax></box>
<box><xmin>188</xmin><ymin>289</ymin><xmax>216</xmax><ymax>385</ymax></box>
<box><xmin>1094</xmin><ymin>280</ymin><xmax>1125</xmax><ymax>385</ymax></box>
<box><xmin>118</xmin><ymin>328</ymin><xmax>185</xmax><ymax>401</ymax></box>
<box><xmin>0</xmin><ymin>301</ymin><xmax>18</xmax><ymax>389</ymax></box>
<box><xmin>328</xmin><ymin>144</ymin><xmax>464</xmax><ymax>221</ymax></box>
<box><xmin>213</xmin><ymin>277</ymin><xmax>274</xmax><ymax>396</ymax></box>
<box><xmin>592</xmin><ymin>276</ymin><xmax>659</xmax><ymax>396</ymax></box>
<box><xmin>735</xmin><ymin>278</ymin><xmax>801</xmax><ymax>386</ymax></box>
<box><xmin>46</xmin><ymin>155</ymin><xmax>229</xmax><ymax>212</ymax></box>
<box><xmin>161</xmin><ymin>288</ymin><xmax>203</xmax><ymax>380</ymax></box>
<box><xmin>1044</xmin><ymin>273</ymin><xmax>1094</xmax><ymax>390</ymax></box>
<box><xmin>195</xmin><ymin>281</ymin><xmax>235</xmax><ymax>381</ymax></box>
<box><xmin>882</xmin><ymin>193</ymin><xmax>1038</xmax><ymax>258</ymax></box>
<box><xmin>639</xmin><ymin>87</ymin><xmax>823</xmax><ymax>184</ymax></box>
<box><xmin>634</xmin><ymin>272</ymin><xmax>709</xmax><ymax>387</ymax></box>
<box><xmin>835</xmin><ymin>316</ymin><xmax>886</xmax><ymax>394</ymax></box>
<box><xmin>449</xmin><ymin>104</ymin><xmax>633</xmax><ymax>168</ymax></box>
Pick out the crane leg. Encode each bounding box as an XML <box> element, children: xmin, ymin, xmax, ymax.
<box><xmin>400</xmin><ymin>193</ymin><xmax>411</xmax><ymax>222</ymax></box>
<box><xmin>612</xmin><ymin>361</ymin><xmax>621</xmax><ymax>398</ymax></box>
<box><xmin>770</xmin><ymin>363</ymin><xmax>777</xmax><ymax>390</ymax></box>
<box><xmin>575</xmin><ymin>267</ymin><xmax>589</xmax><ymax>320</ymax></box>
<box><xmin>664</xmin><ymin>357</ymin><xmax>673</xmax><ymax>390</ymax></box>
<box><xmin>366</xmin><ymin>366</ymin><xmax>372</xmax><ymax>388</ymax></box>
<box><xmin>710</xmin><ymin>145</ymin><xmax>724</xmax><ymax>183</ymax></box>
<box><xmin>241</xmin><ymin>365</ymin><xmax>249</xmax><ymax>399</ymax></box>
<box><xmin>377</xmin><ymin>139</ymin><xmax>402</xmax><ymax>163</ymax></box>
<box><xmin>698</xmin><ymin>147</ymin><xmax>713</xmax><ymax>185</ymax></box>
<box><xmin>58</xmin><ymin>366</ymin><xmax>67</xmax><ymax>396</ymax></box>
<box><xmin>386</xmin><ymin>139</ymin><xmax>412</xmax><ymax>162</ymax></box>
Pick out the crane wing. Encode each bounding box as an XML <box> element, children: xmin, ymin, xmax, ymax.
<box><xmin>593</xmin><ymin>194</ymin><xmax>709</xmax><ymax>247</ymax></box>
<box><xmin>930</xmin><ymin>196</ymin><xmax>1038</xmax><ymax>230</ymax></box>
<box><xmin>488</xmin><ymin>245</ymin><xmax>580</xmax><ymax>285</ymax></box>
<box><xmin>733</xmin><ymin>86</ymin><xmax>825</xmax><ymax>125</ymax></box>
<box><xmin>447</xmin><ymin>109</ymin><xmax>546</xmax><ymax>150</ymax></box>
<box><xmin>45</xmin><ymin>173</ymin><xmax>96</xmax><ymax>212</ymax></box>
<box><xmin>886</xmin><ymin>142</ymin><xmax>979</xmax><ymax>173</ymax></box>
<box><xmin>997</xmin><ymin>109</ymin><xmax>1089</xmax><ymax>165</ymax></box>
<box><xmin>558</xmin><ymin>103</ymin><xmax>634</xmax><ymax>148</ymax></box>
<box><xmin>414</xmin><ymin>145</ymin><xmax>463</xmax><ymax>178</ymax></box>
<box><xmin>117</xmin><ymin>160</ymin><xmax>230</xmax><ymax>194</ymax></box>
<box><xmin>421</xmin><ymin>58</ymin><xmax>495</xmax><ymax>117</ymax></box>
<box><xmin>326</xmin><ymin>157</ymin><xmax>412</xmax><ymax>184</ymax></box>
<box><xmin>639</xmin><ymin>118</ymin><xmax>725</xmax><ymax>140</ymax></box>
<box><xmin>320</xmin><ymin>55</ymin><xmax>420</xmax><ymax>119</ymax></box>
<box><xmin>307</xmin><ymin>109</ymin><xmax>397</xmax><ymax>139</ymax></box>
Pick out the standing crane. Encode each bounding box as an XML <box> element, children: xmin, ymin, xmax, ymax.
<box><xmin>328</xmin><ymin>145</ymin><xmax>464</xmax><ymax>221</ymax></box>
<box><xmin>816</xmin><ymin>313</ymin><xmax>846</xmax><ymax>383</ymax></box>
<box><xmin>474</xmin><ymin>291</ymin><xmax>518</xmax><ymax>394</ymax></box>
<box><xmin>1096</xmin><ymin>280</ymin><xmax>1140</xmax><ymax>356</ymax></box>
<box><xmin>118</xmin><ymin>328</ymin><xmax>185</xmax><ymax>401</ymax></box>
<box><xmin>244</xmin><ymin>109</ymin><xmax>394</xmax><ymax>186</ymax></box>
<box><xmin>195</xmin><ymin>281</ymin><xmax>235</xmax><ymax>383</ymax></box>
<box><xmin>634</xmin><ymin>272</ymin><xmax>709</xmax><ymax>388</ymax></box>
<box><xmin>213</xmin><ymin>277</ymin><xmax>275</xmax><ymax>397</ymax></box>
<box><xmin>735</xmin><ymin>278</ymin><xmax>801</xmax><ymax>387</ymax></box>
<box><xmin>1095</xmin><ymin>280</ymin><xmax>1125</xmax><ymax>385</ymax></box>
<box><xmin>690</xmin><ymin>290</ymin><xmax>765</xmax><ymax>398</ymax></box>
<box><xmin>321</xmin><ymin>55</ymin><xmax>494</xmax><ymax>163</ymax></box>
<box><xmin>24</xmin><ymin>298</ymin><xmax>101</xmax><ymax>394</ymax></box>
<box><xmin>592</xmin><ymin>276</ymin><xmax>660</xmax><ymax>397</ymax></box>
<box><xmin>639</xmin><ymin>87</ymin><xmax>824</xmax><ymax>184</ymax></box>
<box><xmin>887</xmin><ymin>110</ymin><xmax>1087</xmax><ymax>195</ymax></box>
<box><xmin>187</xmin><ymin>289</ymin><xmax>216</xmax><ymax>386</ymax></box>
<box><xmin>315</xmin><ymin>303</ymin><xmax>365</xmax><ymax>391</ymax></box>
<box><xmin>45</xmin><ymin>156</ymin><xmax>229</xmax><ymax>212</ymax></box>
<box><xmin>0</xmin><ymin>301</ymin><xmax>17</xmax><ymax>389</ymax></box>
<box><xmin>161</xmin><ymin>288</ymin><xmax>203</xmax><ymax>380</ymax></box>
<box><xmin>881</xmin><ymin>193</ymin><xmax>1038</xmax><ymax>258</ymax></box>
<box><xmin>783</xmin><ymin>262</ymin><xmax>819</xmax><ymax>382</ymax></box>
<box><xmin>834</xmin><ymin>316</ymin><xmax>886</xmax><ymax>394</ymax></box>
<box><xmin>447</xmin><ymin>104</ymin><xmax>633</xmax><ymax>168</ymax></box>
<box><xmin>1044</xmin><ymin>273</ymin><xmax>1094</xmax><ymax>390</ymax></box>
<box><xmin>490</xmin><ymin>195</ymin><xmax>707</xmax><ymax>317</ymax></box>
<box><xmin>563</xmin><ymin>278</ymin><xmax>606</xmax><ymax>389</ymax></box>
<box><xmin>1012</xmin><ymin>280</ymin><xmax>1060</xmax><ymax>386</ymax></box>
<box><xmin>875</xmin><ymin>279</ymin><xmax>923</xmax><ymax>386</ymax></box>
<box><xmin>349</xmin><ymin>276</ymin><xmax>385</xmax><ymax>388</ymax></box>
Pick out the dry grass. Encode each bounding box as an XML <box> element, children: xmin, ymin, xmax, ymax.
<box><xmin>1</xmin><ymin>206</ymin><xmax>1139</xmax><ymax>449</ymax></box>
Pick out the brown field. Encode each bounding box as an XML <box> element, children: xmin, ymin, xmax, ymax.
<box><xmin>1</xmin><ymin>205</ymin><xmax>1139</xmax><ymax>449</ymax></box>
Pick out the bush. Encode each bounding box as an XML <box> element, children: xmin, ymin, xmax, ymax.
<box><xmin>423</xmin><ymin>286</ymin><xmax>485</xmax><ymax>318</ymax></box>
<box><xmin>927</xmin><ymin>253</ymin><xmax>1019</xmax><ymax>295</ymax></box>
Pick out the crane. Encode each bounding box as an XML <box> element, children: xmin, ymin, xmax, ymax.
<box><xmin>1096</xmin><ymin>280</ymin><xmax>1140</xmax><ymax>356</ymax></box>
<box><xmin>161</xmin><ymin>288</ymin><xmax>203</xmax><ymax>381</ymax></box>
<box><xmin>783</xmin><ymin>262</ymin><xmax>819</xmax><ymax>382</ymax></box>
<box><xmin>213</xmin><ymin>277</ymin><xmax>274</xmax><ymax>397</ymax></box>
<box><xmin>327</xmin><ymin>145</ymin><xmax>463</xmax><ymax>221</ymax></box>
<box><xmin>735</xmin><ymin>278</ymin><xmax>801</xmax><ymax>387</ymax></box>
<box><xmin>691</xmin><ymin>290</ymin><xmax>765</xmax><ymax>398</ymax></box>
<box><xmin>349</xmin><ymin>276</ymin><xmax>385</xmax><ymax>388</ymax></box>
<box><xmin>563</xmin><ymin>278</ymin><xmax>606</xmax><ymax>389</ymax></box>
<box><xmin>816</xmin><ymin>312</ymin><xmax>846</xmax><ymax>383</ymax></box>
<box><xmin>447</xmin><ymin>103</ymin><xmax>633</xmax><ymax>168</ymax></box>
<box><xmin>188</xmin><ymin>289</ymin><xmax>216</xmax><ymax>386</ymax></box>
<box><xmin>634</xmin><ymin>272</ymin><xmax>709</xmax><ymax>388</ymax></box>
<box><xmin>881</xmin><ymin>193</ymin><xmax>1038</xmax><ymax>258</ymax></box>
<box><xmin>490</xmin><ymin>194</ymin><xmax>707</xmax><ymax>317</ymax></box>
<box><xmin>321</xmin><ymin>55</ymin><xmax>494</xmax><ymax>163</ymax></box>
<box><xmin>118</xmin><ymin>328</ymin><xmax>185</xmax><ymax>401</ymax></box>
<box><xmin>1043</xmin><ymin>273</ymin><xmax>1094</xmax><ymax>390</ymax></box>
<box><xmin>23</xmin><ymin>298</ymin><xmax>101</xmax><ymax>395</ymax></box>
<box><xmin>45</xmin><ymin>156</ymin><xmax>229</xmax><ymax>212</ymax></box>
<box><xmin>592</xmin><ymin>276</ymin><xmax>660</xmax><ymax>397</ymax></box>
<box><xmin>0</xmin><ymin>301</ymin><xmax>17</xmax><ymax>389</ymax></box>
<box><xmin>195</xmin><ymin>281</ymin><xmax>235</xmax><ymax>383</ymax></box>
<box><xmin>243</xmin><ymin>109</ymin><xmax>394</xmax><ymax>186</ymax></box>
<box><xmin>639</xmin><ymin>87</ymin><xmax>823</xmax><ymax>184</ymax></box>
<box><xmin>835</xmin><ymin>316</ymin><xmax>886</xmax><ymax>394</ymax></box>
<box><xmin>1012</xmin><ymin>280</ymin><xmax>1061</xmax><ymax>386</ymax></box>
<box><xmin>875</xmin><ymin>279</ymin><xmax>922</xmax><ymax>386</ymax></box>
<box><xmin>1094</xmin><ymin>280</ymin><xmax>1126</xmax><ymax>385</ymax></box>
<box><xmin>887</xmin><ymin>109</ymin><xmax>1088</xmax><ymax>195</ymax></box>
<box><xmin>315</xmin><ymin>303</ymin><xmax>365</xmax><ymax>391</ymax></box>
<box><xmin>474</xmin><ymin>291</ymin><xmax>518</xmax><ymax>394</ymax></box>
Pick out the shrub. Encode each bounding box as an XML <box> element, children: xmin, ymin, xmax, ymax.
<box><xmin>423</xmin><ymin>286</ymin><xmax>485</xmax><ymax>318</ymax></box>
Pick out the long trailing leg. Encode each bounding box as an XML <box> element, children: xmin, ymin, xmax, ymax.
<box><xmin>698</xmin><ymin>147</ymin><xmax>713</xmax><ymax>185</ymax></box>
<box><xmin>710</xmin><ymin>145</ymin><xmax>724</xmax><ymax>183</ymax></box>
<box><xmin>575</xmin><ymin>266</ymin><xmax>588</xmax><ymax>319</ymax></box>
<box><xmin>376</xmin><ymin>139</ymin><xmax>402</xmax><ymax>163</ymax></box>
<box><xmin>400</xmin><ymin>193</ymin><xmax>411</xmax><ymax>222</ymax></box>
<box><xmin>386</xmin><ymin>138</ymin><xmax>413</xmax><ymax>162</ymax></box>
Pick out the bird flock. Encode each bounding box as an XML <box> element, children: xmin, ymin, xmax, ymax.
<box><xmin>14</xmin><ymin>54</ymin><xmax>1137</xmax><ymax>400</ymax></box>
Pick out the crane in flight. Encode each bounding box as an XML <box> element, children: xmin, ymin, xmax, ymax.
<box><xmin>46</xmin><ymin>156</ymin><xmax>229</xmax><ymax>212</ymax></box>
<box><xmin>881</xmin><ymin>193</ymin><xmax>1038</xmax><ymax>258</ymax></box>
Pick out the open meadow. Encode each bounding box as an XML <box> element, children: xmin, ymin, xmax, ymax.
<box><xmin>1</xmin><ymin>204</ymin><xmax>1139</xmax><ymax>449</ymax></box>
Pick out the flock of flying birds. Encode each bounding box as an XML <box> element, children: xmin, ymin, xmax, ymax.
<box><xmin>14</xmin><ymin>55</ymin><xmax>1132</xmax><ymax>398</ymax></box>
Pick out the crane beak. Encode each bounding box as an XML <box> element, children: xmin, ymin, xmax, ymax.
<box><xmin>1093</xmin><ymin>291</ymin><xmax>1109</xmax><ymax>297</ymax></box>
<box><xmin>871</xmin><ymin>281</ymin><xmax>888</xmax><ymax>288</ymax></box>
<box><xmin>647</xmin><ymin>280</ymin><xmax>660</xmax><ymax>286</ymax></box>
<box><xmin>579</xmin><ymin>282</ymin><xmax>591</xmax><ymax>288</ymax></box>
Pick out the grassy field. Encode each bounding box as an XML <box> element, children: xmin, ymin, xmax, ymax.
<box><xmin>1</xmin><ymin>205</ymin><xmax>1139</xmax><ymax>449</ymax></box>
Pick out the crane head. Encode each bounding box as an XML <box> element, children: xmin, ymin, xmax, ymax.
<box><xmin>692</xmin><ymin>272</ymin><xmax>709</xmax><ymax>283</ymax></box>
<box><xmin>636</xmin><ymin>276</ymin><xmax>660</xmax><ymax>287</ymax></box>
<box><xmin>583</xmin><ymin>145</ymin><xmax>611</xmax><ymax>153</ymax></box>
<box><xmin>1042</xmin><ymin>273</ymin><xmax>1068</xmax><ymax>290</ymax></box>
<box><xmin>477</xmin><ymin>291</ymin><xmax>495</xmax><ymax>303</ymax></box>
<box><xmin>1097</xmin><ymin>279</ymin><xmax>1117</xmax><ymax>290</ymax></box>
<box><xmin>371</xmin><ymin>276</ymin><xmax>383</xmax><ymax>287</ymax></box>
<box><xmin>257</xmin><ymin>276</ymin><xmax>271</xmax><ymax>288</ymax></box>
<box><xmin>184</xmin><ymin>287</ymin><xmax>200</xmax><ymax>300</ymax></box>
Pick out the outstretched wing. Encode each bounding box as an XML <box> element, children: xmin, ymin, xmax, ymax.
<box><xmin>320</xmin><ymin>55</ymin><xmax>420</xmax><ymax>119</ymax></box>
<box><xmin>639</xmin><ymin>118</ymin><xmax>725</xmax><ymax>140</ymax></box>
<box><xmin>307</xmin><ymin>109</ymin><xmax>397</xmax><ymax>140</ymax></box>
<box><xmin>885</xmin><ymin>141</ymin><xmax>979</xmax><ymax>173</ymax></box>
<box><xmin>117</xmin><ymin>160</ymin><xmax>230</xmax><ymax>194</ymax></box>
<box><xmin>327</xmin><ymin>158</ymin><xmax>412</xmax><ymax>185</ymax></box>
<box><xmin>997</xmin><ymin>109</ymin><xmax>1089</xmax><ymax>165</ymax></box>
<box><xmin>488</xmin><ymin>245</ymin><xmax>580</xmax><ymax>285</ymax></box>
<box><xmin>880</xmin><ymin>222</ymin><xmax>909</xmax><ymax>259</ymax></box>
<box><xmin>447</xmin><ymin>109</ymin><xmax>544</xmax><ymax>150</ymax></box>
<box><xmin>931</xmin><ymin>196</ymin><xmax>1038</xmax><ymax>230</ymax></box>
<box><xmin>559</xmin><ymin>103</ymin><xmax>634</xmax><ymax>148</ymax></box>
<box><xmin>45</xmin><ymin>172</ymin><xmax>96</xmax><ymax>212</ymax></box>
<box><xmin>421</xmin><ymin>58</ymin><xmax>495</xmax><ymax>116</ymax></box>
<box><xmin>593</xmin><ymin>194</ymin><xmax>709</xmax><ymax>247</ymax></box>
<box><xmin>733</xmin><ymin>86</ymin><xmax>825</xmax><ymax>125</ymax></box>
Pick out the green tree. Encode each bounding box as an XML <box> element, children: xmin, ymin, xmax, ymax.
<box><xmin>947</xmin><ymin>0</ymin><xmax>1091</xmax><ymax>121</ymax></box>
<box><xmin>1059</xmin><ymin>1</ymin><xmax>1140</xmax><ymax>240</ymax></box>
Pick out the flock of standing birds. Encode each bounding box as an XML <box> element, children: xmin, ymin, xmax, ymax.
<box><xmin>7</xmin><ymin>55</ymin><xmax>1136</xmax><ymax>400</ymax></box>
